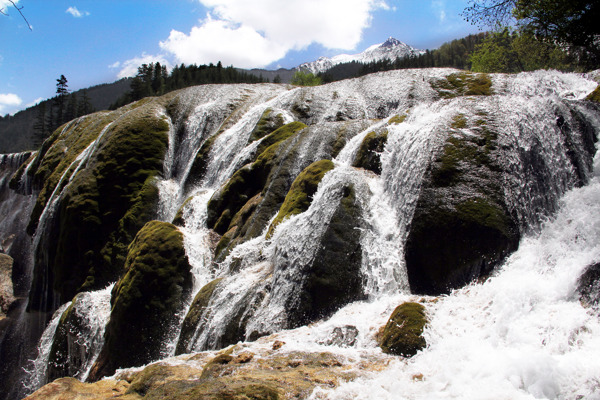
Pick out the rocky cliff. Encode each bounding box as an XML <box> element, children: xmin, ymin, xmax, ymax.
<box><xmin>0</xmin><ymin>69</ymin><xmax>599</xmax><ymax>399</ymax></box>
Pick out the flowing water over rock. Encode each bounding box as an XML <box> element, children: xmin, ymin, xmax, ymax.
<box><xmin>2</xmin><ymin>69</ymin><xmax>600</xmax><ymax>399</ymax></box>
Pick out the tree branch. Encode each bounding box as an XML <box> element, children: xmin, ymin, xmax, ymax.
<box><xmin>2</xmin><ymin>0</ymin><xmax>32</xmax><ymax>30</ymax></box>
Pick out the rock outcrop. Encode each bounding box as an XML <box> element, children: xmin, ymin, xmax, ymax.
<box><xmin>88</xmin><ymin>221</ymin><xmax>192</xmax><ymax>381</ymax></box>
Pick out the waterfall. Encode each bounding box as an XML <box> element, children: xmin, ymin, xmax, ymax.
<box><xmin>7</xmin><ymin>70</ymin><xmax>600</xmax><ymax>399</ymax></box>
<box><xmin>310</xmin><ymin>140</ymin><xmax>600</xmax><ymax>400</ymax></box>
<box><xmin>20</xmin><ymin>302</ymin><xmax>71</xmax><ymax>394</ymax></box>
<box><xmin>21</xmin><ymin>283</ymin><xmax>113</xmax><ymax>392</ymax></box>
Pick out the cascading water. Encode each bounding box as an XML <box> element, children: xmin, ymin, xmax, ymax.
<box><xmin>21</xmin><ymin>284</ymin><xmax>114</xmax><ymax>392</ymax></box>
<box><xmin>7</xmin><ymin>69</ymin><xmax>600</xmax><ymax>399</ymax></box>
<box><xmin>310</xmin><ymin>140</ymin><xmax>600</xmax><ymax>400</ymax></box>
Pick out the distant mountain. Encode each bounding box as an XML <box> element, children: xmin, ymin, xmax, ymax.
<box><xmin>299</xmin><ymin>37</ymin><xmax>424</xmax><ymax>75</ymax></box>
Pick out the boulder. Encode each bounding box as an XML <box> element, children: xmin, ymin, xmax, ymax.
<box><xmin>88</xmin><ymin>221</ymin><xmax>192</xmax><ymax>381</ymax></box>
<box><xmin>379</xmin><ymin>302</ymin><xmax>427</xmax><ymax>357</ymax></box>
<box><xmin>578</xmin><ymin>262</ymin><xmax>600</xmax><ymax>311</ymax></box>
<box><xmin>176</xmin><ymin>278</ymin><xmax>223</xmax><ymax>355</ymax></box>
<box><xmin>352</xmin><ymin>130</ymin><xmax>388</xmax><ymax>174</ymax></box>
<box><xmin>405</xmin><ymin>116</ymin><xmax>519</xmax><ymax>294</ymax></box>
<box><xmin>286</xmin><ymin>184</ymin><xmax>365</xmax><ymax>327</ymax></box>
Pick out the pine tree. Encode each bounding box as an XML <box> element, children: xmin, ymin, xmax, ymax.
<box><xmin>54</xmin><ymin>75</ymin><xmax>69</xmax><ymax>126</ymax></box>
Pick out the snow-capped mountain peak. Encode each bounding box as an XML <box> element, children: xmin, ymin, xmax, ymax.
<box><xmin>299</xmin><ymin>37</ymin><xmax>423</xmax><ymax>74</ymax></box>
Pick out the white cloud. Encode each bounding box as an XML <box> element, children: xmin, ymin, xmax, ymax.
<box><xmin>66</xmin><ymin>6</ymin><xmax>90</xmax><ymax>18</ymax></box>
<box><xmin>159</xmin><ymin>0</ymin><xmax>389</xmax><ymax>68</ymax></box>
<box><xmin>113</xmin><ymin>53</ymin><xmax>171</xmax><ymax>79</ymax></box>
<box><xmin>0</xmin><ymin>93</ymin><xmax>22</xmax><ymax>115</ymax></box>
<box><xmin>0</xmin><ymin>0</ymin><xmax>19</xmax><ymax>9</ymax></box>
<box><xmin>108</xmin><ymin>61</ymin><xmax>121</xmax><ymax>69</ymax></box>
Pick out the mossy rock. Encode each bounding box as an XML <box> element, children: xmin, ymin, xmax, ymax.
<box><xmin>267</xmin><ymin>159</ymin><xmax>334</xmax><ymax>238</ymax></box>
<box><xmin>206</xmin><ymin>122</ymin><xmax>307</xmax><ymax>235</ymax></box>
<box><xmin>431</xmin><ymin>72</ymin><xmax>493</xmax><ymax>99</ymax></box>
<box><xmin>88</xmin><ymin>221</ymin><xmax>192</xmax><ymax>381</ymax></box>
<box><xmin>352</xmin><ymin>130</ymin><xmax>388</xmax><ymax>174</ymax></box>
<box><xmin>176</xmin><ymin>278</ymin><xmax>223</xmax><ymax>355</ymax></box>
<box><xmin>286</xmin><ymin>184</ymin><xmax>365</xmax><ymax>327</ymax></box>
<box><xmin>27</xmin><ymin>103</ymin><xmax>169</xmax><ymax>312</ymax></box>
<box><xmin>388</xmin><ymin>114</ymin><xmax>407</xmax><ymax>124</ymax></box>
<box><xmin>248</xmin><ymin>108</ymin><xmax>285</xmax><ymax>144</ymax></box>
<box><xmin>405</xmin><ymin>116</ymin><xmax>519</xmax><ymax>295</ymax></box>
<box><xmin>46</xmin><ymin>294</ymin><xmax>87</xmax><ymax>382</ymax></box>
<box><xmin>379</xmin><ymin>302</ymin><xmax>427</xmax><ymax>357</ymax></box>
<box><xmin>586</xmin><ymin>85</ymin><xmax>600</xmax><ymax>103</ymax></box>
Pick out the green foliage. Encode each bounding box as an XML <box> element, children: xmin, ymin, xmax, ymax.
<box><xmin>470</xmin><ymin>28</ymin><xmax>575</xmax><ymax>73</ymax></box>
<box><xmin>379</xmin><ymin>302</ymin><xmax>427</xmax><ymax>357</ymax></box>
<box><xmin>291</xmin><ymin>71</ymin><xmax>322</xmax><ymax>86</ymax></box>
<box><xmin>464</xmin><ymin>0</ymin><xmax>600</xmax><ymax>67</ymax></box>
<box><xmin>266</xmin><ymin>159</ymin><xmax>334</xmax><ymax>238</ymax></box>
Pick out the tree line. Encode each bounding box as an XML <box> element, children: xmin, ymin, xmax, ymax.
<box><xmin>109</xmin><ymin>62</ymin><xmax>269</xmax><ymax>109</ymax></box>
<box><xmin>32</xmin><ymin>75</ymin><xmax>95</xmax><ymax>147</ymax></box>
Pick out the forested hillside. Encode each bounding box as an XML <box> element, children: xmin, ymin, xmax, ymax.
<box><xmin>0</xmin><ymin>78</ymin><xmax>131</xmax><ymax>153</ymax></box>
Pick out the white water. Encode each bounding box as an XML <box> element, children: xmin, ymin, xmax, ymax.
<box><xmin>15</xmin><ymin>70</ymin><xmax>600</xmax><ymax>398</ymax></box>
<box><xmin>309</xmin><ymin>149</ymin><xmax>600</xmax><ymax>399</ymax></box>
<box><xmin>22</xmin><ymin>284</ymin><xmax>113</xmax><ymax>391</ymax></box>
<box><xmin>21</xmin><ymin>302</ymin><xmax>71</xmax><ymax>393</ymax></box>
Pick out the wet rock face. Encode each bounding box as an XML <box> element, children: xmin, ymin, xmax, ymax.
<box><xmin>405</xmin><ymin>116</ymin><xmax>519</xmax><ymax>295</ymax></box>
<box><xmin>0</xmin><ymin>254</ymin><xmax>15</xmax><ymax>320</ymax></box>
<box><xmin>578</xmin><ymin>262</ymin><xmax>600</xmax><ymax>312</ymax></box>
<box><xmin>379</xmin><ymin>302</ymin><xmax>427</xmax><ymax>357</ymax></box>
<box><xmin>88</xmin><ymin>221</ymin><xmax>192</xmax><ymax>381</ymax></box>
<box><xmin>352</xmin><ymin>130</ymin><xmax>388</xmax><ymax>174</ymax></box>
<box><xmin>176</xmin><ymin>278</ymin><xmax>223</xmax><ymax>355</ymax></box>
<box><xmin>26</xmin><ymin>103</ymin><xmax>169</xmax><ymax>312</ymax></box>
<box><xmin>286</xmin><ymin>184</ymin><xmax>366</xmax><ymax>327</ymax></box>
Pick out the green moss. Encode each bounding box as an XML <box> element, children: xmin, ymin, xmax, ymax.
<box><xmin>379</xmin><ymin>302</ymin><xmax>427</xmax><ymax>357</ymax></box>
<box><xmin>248</xmin><ymin>108</ymin><xmax>285</xmax><ymax>144</ymax></box>
<box><xmin>88</xmin><ymin>221</ymin><xmax>192</xmax><ymax>380</ymax></box>
<box><xmin>432</xmin><ymin>120</ymin><xmax>498</xmax><ymax>187</ymax></box>
<box><xmin>451</xmin><ymin>114</ymin><xmax>467</xmax><ymax>129</ymax></box>
<box><xmin>431</xmin><ymin>72</ymin><xmax>493</xmax><ymax>98</ymax></box>
<box><xmin>266</xmin><ymin>159</ymin><xmax>334</xmax><ymax>238</ymax></box>
<box><xmin>587</xmin><ymin>85</ymin><xmax>600</xmax><ymax>103</ymax></box>
<box><xmin>172</xmin><ymin>196</ymin><xmax>194</xmax><ymax>226</ymax></box>
<box><xmin>456</xmin><ymin>197</ymin><xmax>512</xmax><ymax>237</ymax></box>
<box><xmin>26</xmin><ymin>114</ymin><xmax>114</xmax><ymax>235</ymax></box>
<box><xmin>352</xmin><ymin>130</ymin><xmax>388</xmax><ymax>174</ymax></box>
<box><xmin>254</xmin><ymin>121</ymin><xmax>307</xmax><ymax>159</ymax></box>
<box><xmin>388</xmin><ymin>114</ymin><xmax>407</xmax><ymax>124</ymax></box>
<box><xmin>206</xmin><ymin>122</ymin><xmax>307</xmax><ymax>235</ymax></box>
<box><xmin>27</xmin><ymin>103</ymin><xmax>170</xmax><ymax>312</ymax></box>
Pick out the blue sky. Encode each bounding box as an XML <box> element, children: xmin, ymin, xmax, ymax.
<box><xmin>0</xmin><ymin>0</ymin><xmax>481</xmax><ymax>116</ymax></box>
